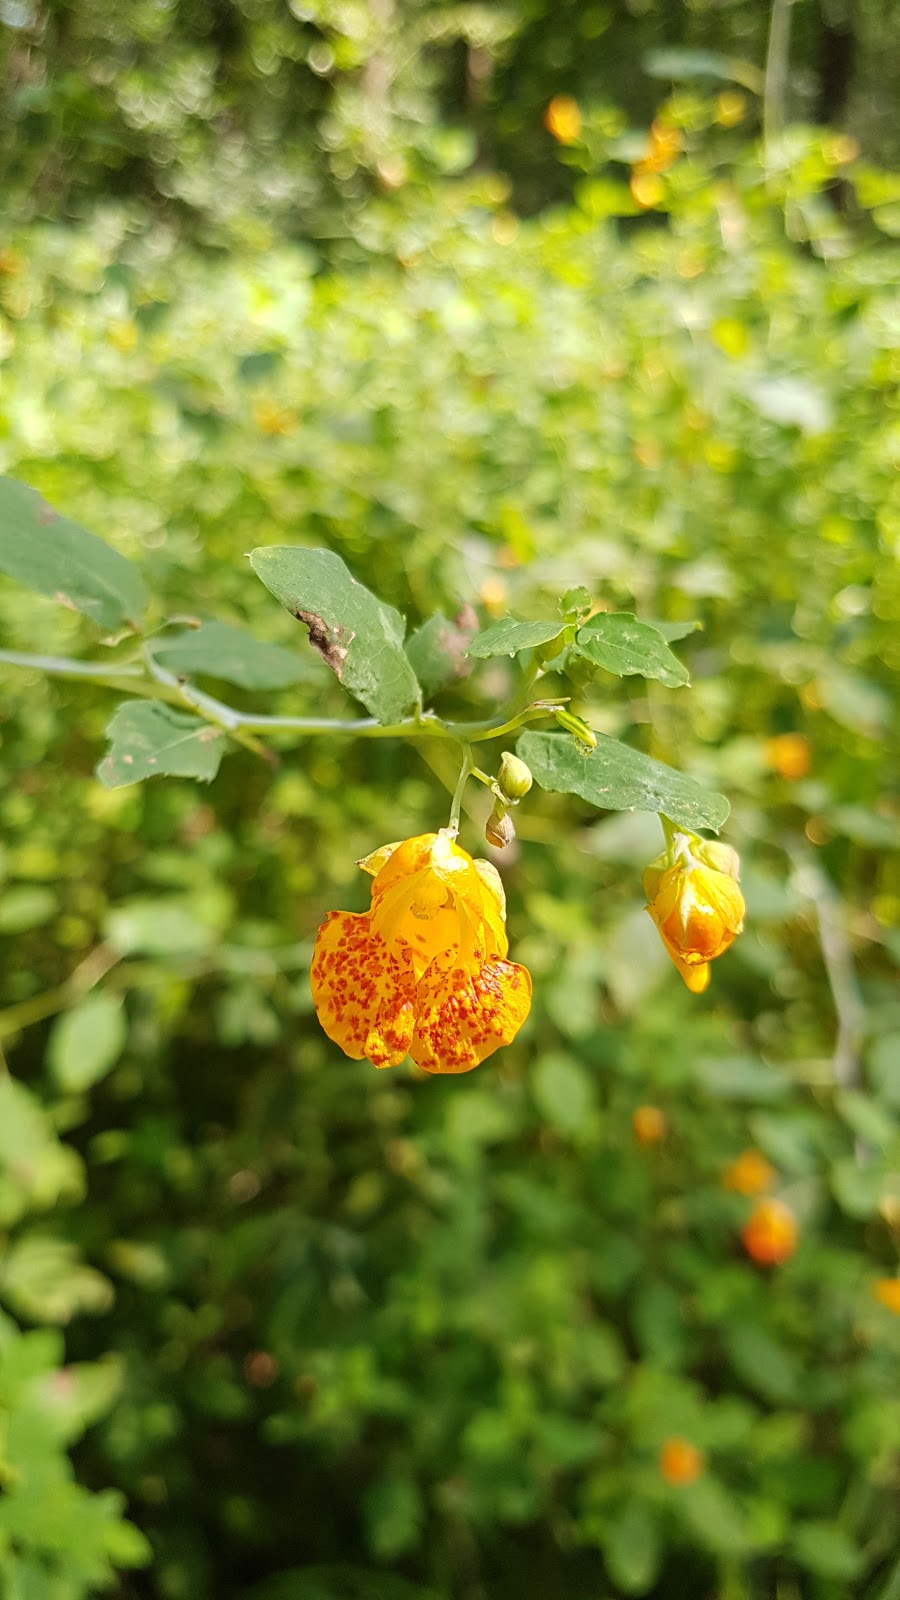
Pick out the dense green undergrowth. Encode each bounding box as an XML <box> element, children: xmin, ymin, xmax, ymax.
<box><xmin>1</xmin><ymin>122</ymin><xmax>899</xmax><ymax>1599</ymax></box>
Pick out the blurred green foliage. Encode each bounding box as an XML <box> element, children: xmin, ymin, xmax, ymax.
<box><xmin>1</xmin><ymin>14</ymin><xmax>900</xmax><ymax>1599</ymax></box>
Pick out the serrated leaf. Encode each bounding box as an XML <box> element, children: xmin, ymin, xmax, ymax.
<box><xmin>97</xmin><ymin>703</ymin><xmax>226</xmax><ymax>788</ymax></box>
<box><xmin>405</xmin><ymin>608</ymin><xmax>477</xmax><ymax>698</ymax></box>
<box><xmin>249</xmin><ymin>546</ymin><xmax>420</xmax><ymax>724</ymax></box>
<box><xmin>574</xmin><ymin>614</ymin><xmax>689</xmax><ymax>687</ymax></box>
<box><xmin>47</xmin><ymin>995</ymin><xmax>126</xmax><ymax>1094</ymax></box>
<box><xmin>466</xmin><ymin>617</ymin><xmax>567</xmax><ymax>659</ymax></box>
<box><xmin>153</xmin><ymin>620</ymin><xmax>315</xmax><ymax>690</ymax></box>
<box><xmin>0</xmin><ymin>476</ymin><xmax>149</xmax><ymax>631</ymax></box>
<box><xmin>518</xmin><ymin>731</ymin><xmax>729</xmax><ymax>833</ymax></box>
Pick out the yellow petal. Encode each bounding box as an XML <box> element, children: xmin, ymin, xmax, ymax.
<box><xmin>410</xmin><ymin>954</ymin><xmax>532</xmax><ymax>1074</ymax></box>
<box><xmin>357</xmin><ymin>840</ymin><xmax>404</xmax><ymax>877</ymax></box>
<box><xmin>310</xmin><ymin>910</ymin><xmax>417</xmax><ymax>1067</ymax></box>
<box><xmin>672</xmin><ymin>953</ymin><xmax>710</xmax><ymax>993</ymax></box>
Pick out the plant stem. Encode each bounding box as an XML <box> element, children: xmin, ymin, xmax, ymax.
<box><xmin>0</xmin><ymin>646</ymin><xmax>566</xmax><ymax>748</ymax></box>
<box><xmin>447</xmin><ymin>745</ymin><xmax>472</xmax><ymax>836</ymax></box>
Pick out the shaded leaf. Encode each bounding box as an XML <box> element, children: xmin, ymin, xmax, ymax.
<box><xmin>604</xmin><ymin>1500</ymin><xmax>661</xmax><ymax>1595</ymax></box>
<box><xmin>574</xmin><ymin>613</ymin><xmax>689</xmax><ymax>687</ymax></box>
<box><xmin>153</xmin><ymin>620</ymin><xmax>315</xmax><ymax>690</ymax></box>
<box><xmin>792</xmin><ymin>1522</ymin><xmax>862</xmax><ymax>1581</ymax></box>
<box><xmin>467</xmin><ymin>616</ymin><xmax>567</xmax><ymax>659</ymax></box>
<box><xmin>405</xmin><ymin>607</ymin><xmax>477</xmax><ymax>698</ymax></box>
<box><xmin>0</xmin><ymin>476</ymin><xmax>149</xmax><ymax>631</ymax></box>
<box><xmin>97</xmin><ymin>703</ymin><xmax>226</xmax><ymax>788</ymax></box>
<box><xmin>518</xmin><ymin>731</ymin><xmax>729</xmax><ymax>833</ymax></box>
<box><xmin>249</xmin><ymin>546</ymin><xmax>420</xmax><ymax>724</ymax></box>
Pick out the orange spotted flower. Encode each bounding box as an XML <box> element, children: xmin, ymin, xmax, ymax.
<box><xmin>310</xmin><ymin>831</ymin><xmax>532</xmax><ymax>1074</ymax></box>
<box><xmin>644</xmin><ymin>833</ymin><xmax>745</xmax><ymax>993</ymax></box>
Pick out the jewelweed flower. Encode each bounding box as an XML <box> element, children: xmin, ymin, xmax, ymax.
<box><xmin>742</xmin><ymin>1199</ymin><xmax>798</xmax><ymax>1266</ymax></box>
<box><xmin>765</xmin><ymin>732</ymin><xmax>811</xmax><ymax>780</ymax></box>
<box><xmin>873</xmin><ymin>1278</ymin><xmax>900</xmax><ymax>1315</ymax></box>
<box><xmin>659</xmin><ymin>1437</ymin><xmax>705</xmax><ymax>1486</ymax></box>
<box><xmin>633</xmin><ymin>1105</ymin><xmax>667</xmax><ymax>1145</ymax></box>
<box><xmin>722</xmin><ymin>1148</ymin><xmax>775</xmax><ymax>1196</ymax></box>
<box><xmin>644</xmin><ymin>832</ymin><xmax>745</xmax><ymax>993</ymax></box>
<box><xmin>544</xmin><ymin>95</ymin><xmax>582</xmax><ymax>145</ymax></box>
<box><xmin>310</xmin><ymin>831</ymin><xmax>531</xmax><ymax>1075</ymax></box>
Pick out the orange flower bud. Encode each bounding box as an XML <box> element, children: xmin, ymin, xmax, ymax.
<box><xmin>633</xmin><ymin>1105</ymin><xmax>667</xmax><ymax>1145</ymax></box>
<box><xmin>659</xmin><ymin>1437</ymin><xmax>705</xmax><ymax>1486</ymax></box>
<box><xmin>722</xmin><ymin>1149</ymin><xmax>775</xmax><ymax>1196</ymax></box>
<box><xmin>742</xmin><ymin>1199</ymin><xmax>798</xmax><ymax>1266</ymax></box>
<box><xmin>544</xmin><ymin>95</ymin><xmax>582</xmax><ymax>145</ymax></box>
<box><xmin>764</xmin><ymin>733</ymin><xmax>811</xmax><ymax>780</ymax></box>
<box><xmin>873</xmin><ymin>1278</ymin><xmax>900</xmax><ymax>1315</ymax></box>
<box><xmin>646</xmin><ymin>856</ymin><xmax>745</xmax><ymax>973</ymax></box>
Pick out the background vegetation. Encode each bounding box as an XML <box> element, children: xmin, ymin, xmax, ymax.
<box><xmin>1</xmin><ymin>1</ymin><xmax>899</xmax><ymax>1596</ymax></box>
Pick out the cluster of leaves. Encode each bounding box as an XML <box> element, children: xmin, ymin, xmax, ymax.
<box><xmin>0</xmin><ymin>112</ymin><xmax>899</xmax><ymax>1600</ymax></box>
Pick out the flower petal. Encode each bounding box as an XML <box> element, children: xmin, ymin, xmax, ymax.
<box><xmin>310</xmin><ymin>910</ymin><xmax>417</xmax><ymax>1067</ymax></box>
<box><xmin>410</xmin><ymin>954</ymin><xmax>532</xmax><ymax>1075</ymax></box>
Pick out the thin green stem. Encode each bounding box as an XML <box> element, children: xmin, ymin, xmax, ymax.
<box><xmin>447</xmin><ymin>744</ymin><xmax>472</xmax><ymax>836</ymax></box>
<box><xmin>0</xmin><ymin>648</ymin><xmax>566</xmax><ymax>749</ymax></box>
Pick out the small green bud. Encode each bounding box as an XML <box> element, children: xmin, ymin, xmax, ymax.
<box><xmin>554</xmin><ymin>707</ymin><xmax>597</xmax><ymax>749</ymax></box>
<box><xmin>497</xmin><ymin>750</ymin><xmax>533</xmax><ymax>802</ymax></box>
<box><xmin>485</xmin><ymin>803</ymin><xmax>516</xmax><ymax>849</ymax></box>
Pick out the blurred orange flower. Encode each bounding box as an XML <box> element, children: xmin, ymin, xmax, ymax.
<box><xmin>873</xmin><ymin>1278</ymin><xmax>900</xmax><ymax>1314</ymax></box>
<box><xmin>765</xmin><ymin>732</ymin><xmax>811</xmax><ymax>780</ymax></box>
<box><xmin>723</xmin><ymin>1148</ymin><xmax>775</xmax><ymax>1196</ymax></box>
<box><xmin>633</xmin><ymin>1105</ymin><xmax>667</xmax><ymax>1145</ymax></box>
<box><xmin>310</xmin><ymin>831</ymin><xmax>531</xmax><ymax>1074</ymax></box>
<box><xmin>659</xmin><ymin>1437</ymin><xmax>705</xmax><ymax>1486</ymax></box>
<box><xmin>544</xmin><ymin>95</ymin><xmax>582</xmax><ymax>145</ymax></box>
<box><xmin>742</xmin><ymin>1199</ymin><xmax>798</xmax><ymax>1266</ymax></box>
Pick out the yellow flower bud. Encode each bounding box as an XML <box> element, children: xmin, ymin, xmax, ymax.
<box><xmin>497</xmin><ymin>751</ymin><xmax>533</xmax><ymax>803</ymax></box>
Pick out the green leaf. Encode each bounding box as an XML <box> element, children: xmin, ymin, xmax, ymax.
<box><xmin>531</xmin><ymin>1052</ymin><xmax>597</xmax><ymax>1138</ymax></box>
<box><xmin>694</xmin><ymin>1054</ymin><xmax>790</xmax><ymax>1102</ymax></box>
<box><xmin>0</xmin><ymin>1236</ymin><xmax>113</xmax><ymax>1324</ymax></box>
<box><xmin>727</xmin><ymin>1324</ymin><xmax>799</xmax><ymax>1403</ymax></box>
<box><xmin>574</xmin><ymin>614</ymin><xmax>689</xmax><ymax>687</ymax></box>
<box><xmin>0</xmin><ymin>476</ymin><xmax>149</xmax><ymax>631</ymax></box>
<box><xmin>559</xmin><ymin>586</ymin><xmax>592</xmax><ymax>620</ymax></box>
<box><xmin>405</xmin><ymin>608</ymin><xmax>477</xmax><ymax>698</ymax></box>
<box><xmin>362</xmin><ymin>1473</ymin><xmax>422</xmax><ymax>1561</ymax></box>
<box><xmin>518</xmin><ymin>731</ymin><xmax>729</xmax><ymax>833</ymax></box>
<box><xmin>645</xmin><ymin>619</ymin><xmax>702</xmax><ymax>644</ymax></box>
<box><xmin>249</xmin><ymin>546</ymin><xmax>420</xmax><ymax>724</ymax></box>
<box><xmin>153</xmin><ymin>620</ymin><xmax>315</xmax><ymax>690</ymax></box>
<box><xmin>47</xmin><ymin>995</ymin><xmax>126</xmax><ymax>1095</ymax></box>
<box><xmin>466</xmin><ymin>616</ymin><xmax>567</xmax><ymax>659</ymax></box>
<box><xmin>604</xmin><ymin>1501</ymin><xmax>661</xmax><ymax>1595</ymax></box>
<box><xmin>792</xmin><ymin>1522</ymin><xmax>863</xmax><ymax>1581</ymax></box>
<box><xmin>97</xmin><ymin>703</ymin><xmax>226</xmax><ymax>788</ymax></box>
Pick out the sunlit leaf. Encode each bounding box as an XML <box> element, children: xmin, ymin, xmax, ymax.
<box><xmin>574</xmin><ymin>614</ymin><xmax>689</xmax><ymax>687</ymax></box>
<box><xmin>47</xmin><ymin>995</ymin><xmax>127</xmax><ymax>1094</ymax></box>
<box><xmin>467</xmin><ymin>617</ymin><xmax>567</xmax><ymax>659</ymax></box>
<box><xmin>518</xmin><ymin>731</ymin><xmax>729</xmax><ymax>832</ymax></box>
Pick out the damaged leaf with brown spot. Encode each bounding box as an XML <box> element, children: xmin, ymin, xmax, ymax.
<box><xmin>249</xmin><ymin>546</ymin><xmax>421</xmax><ymax>725</ymax></box>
